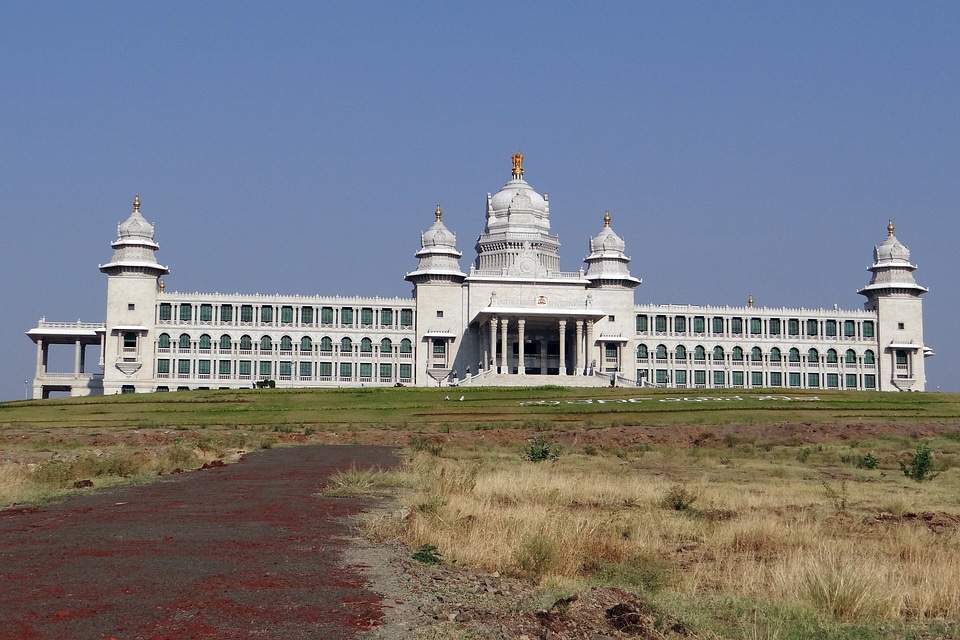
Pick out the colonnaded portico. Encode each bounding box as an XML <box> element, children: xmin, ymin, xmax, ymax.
<box><xmin>477</xmin><ymin>311</ymin><xmax>606</xmax><ymax>376</ymax></box>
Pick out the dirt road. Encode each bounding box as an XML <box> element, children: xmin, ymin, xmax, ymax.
<box><xmin>0</xmin><ymin>445</ymin><xmax>397</xmax><ymax>640</ymax></box>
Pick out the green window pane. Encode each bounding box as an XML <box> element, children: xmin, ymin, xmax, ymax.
<box><xmin>693</xmin><ymin>316</ymin><xmax>705</xmax><ymax>333</ymax></box>
<box><xmin>826</xmin><ymin>349</ymin><xmax>837</xmax><ymax>363</ymax></box>
<box><xmin>260</xmin><ymin>336</ymin><xmax>272</xmax><ymax>351</ymax></box>
<box><xmin>179</xmin><ymin>305</ymin><xmax>192</xmax><ymax>322</ymax></box>
<box><xmin>399</xmin><ymin>363</ymin><xmax>412</xmax><ymax>379</ymax></box>
<box><xmin>340</xmin><ymin>362</ymin><xmax>352</xmax><ymax>378</ymax></box>
<box><xmin>863</xmin><ymin>350</ymin><xmax>875</xmax><ymax>364</ymax></box>
<box><xmin>341</xmin><ymin>338</ymin><xmax>352</xmax><ymax>352</ymax></box>
<box><xmin>379</xmin><ymin>363</ymin><xmax>392</xmax><ymax>379</ymax></box>
<box><xmin>300</xmin><ymin>337</ymin><xmax>312</xmax><ymax>351</ymax></box>
<box><xmin>279</xmin><ymin>361</ymin><xmax>292</xmax><ymax>376</ymax></box>
<box><xmin>770</xmin><ymin>348</ymin><xmax>781</xmax><ymax>362</ymax></box>
<box><xmin>361</xmin><ymin>338</ymin><xmax>373</xmax><ymax>353</ymax></box>
<box><xmin>732</xmin><ymin>347</ymin><xmax>743</xmax><ymax>362</ymax></box>
<box><xmin>261</xmin><ymin>306</ymin><xmax>273</xmax><ymax>323</ymax></box>
<box><xmin>825</xmin><ymin>320</ymin><xmax>837</xmax><ymax>336</ymax></box>
<box><xmin>769</xmin><ymin>319</ymin><xmax>780</xmax><ymax>335</ymax></box>
<box><xmin>199</xmin><ymin>304</ymin><xmax>213</xmax><ymax>322</ymax></box>
<box><xmin>674</xmin><ymin>316</ymin><xmax>686</xmax><ymax>333</ymax></box>
<box><xmin>655</xmin><ymin>369</ymin><xmax>668</xmax><ymax>384</ymax></box>
<box><xmin>862</xmin><ymin>321</ymin><xmax>874</xmax><ymax>338</ymax></box>
<box><xmin>260</xmin><ymin>361</ymin><xmax>272</xmax><ymax>376</ymax></box>
<box><xmin>845</xmin><ymin>374</ymin><xmax>857</xmax><ymax>388</ymax></box>
<box><xmin>219</xmin><ymin>360</ymin><xmax>231</xmax><ymax>375</ymax></box>
<box><xmin>732</xmin><ymin>371</ymin><xmax>744</xmax><ymax>386</ymax></box>
<box><xmin>241</xmin><ymin>305</ymin><xmax>253</xmax><ymax>322</ymax></box>
<box><xmin>400</xmin><ymin>339</ymin><xmax>412</xmax><ymax>353</ymax></box>
<box><xmin>655</xmin><ymin>315</ymin><xmax>667</xmax><ymax>332</ymax></box>
<box><xmin>158</xmin><ymin>334</ymin><xmax>170</xmax><ymax>349</ymax></box>
<box><xmin>750</xmin><ymin>318</ymin><xmax>762</xmax><ymax>334</ymax></box>
<box><xmin>694</xmin><ymin>370</ymin><xmax>706</xmax><ymax>385</ymax></box>
<box><xmin>751</xmin><ymin>371</ymin><xmax>763</xmax><ymax>386</ymax></box>
<box><xmin>788</xmin><ymin>319</ymin><xmax>799</xmax><ymax>336</ymax></box>
<box><xmin>844</xmin><ymin>320</ymin><xmax>856</xmax><ymax>337</ymax></box>
<box><xmin>789</xmin><ymin>349</ymin><xmax>800</xmax><ymax>363</ymax></box>
<box><xmin>730</xmin><ymin>317</ymin><xmax>743</xmax><ymax>334</ymax></box>
<box><xmin>179</xmin><ymin>334</ymin><xmax>191</xmax><ymax>349</ymax></box>
<box><xmin>656</xmin><ymin>345</ymin><xmax>667</xmax><ymax>359</ymax></box>
<box><xmin>220</xmin><ymin>305</ymin><xmax>233</xmax><ymax>322</ymax></box>
<box><xmin>341</xmin><ymin>308</ymin><xmax>354</xmax><ymax>324</ymax></box>
<box><xmin>281</xmin><ymin>306</ymin><xmax>293</xmax><ymax>323</ymax></box>
<box><xmin>751</xmin><ymin>347</ymin><xmax>762</xmax><ymax>362</ymax></box>
<box><xmin>712</xmin><ymin>317</ymin><xmax>724</xmax><ymax>334</ymax></box>
<box><xmin>159</xmin><ymin>303</ymin><xmax>172</xmax><ymax>321</ymax></box>
<box><xmin>789</xmin><ymin>372</ymin><xmax>800</xmax><ymax>387</ymax></box>
<box><xmin>321</xmin><ymin>307</ymin><xmax>334</xmax><ymax>324</ymax></box>
<box><xmin>178</xmin><ymin>359</ymin><xmax>191</xmax><ymax>375</ymax></box>
<box><xmin>808</xmin><ymin>373</ymin><xmax>820</xmax><ymax>387</ymax></box>
<box><xmin>239</xmin><ymin>361</ymin><xmax>251</xmax><ymax>375</ymax></box>
<box><xmin>694</xmin><ymin>346</ymin><xmax>705</xmax><ymax>361</ymax></box>
<box><xmin>845</xmin><ymin>349</ymin><xmax>856</xmax><ymax>363</ymax></box>
<box><xmin>380</xmin><ymin>338</ymin><xmax>392</xmax><ymax>353</ymax></box>
<box><xmin>280</xmin><ymin>336</ymin><xmax>293</xmax><ymax>351</ymax></box>
<box><xmin>299</xmin><ymin>362</ymin><xmax>312</xmax><ymax>377</ymax></box>
<box><xmin>675</xmin><ymin>370</ymin><xmax>687</xmax><ymax>385</ymax></box>
<box><xmin>240</xmin><ymin>335</ymin><xmax>252</xmax><ymax>350</ymax></box>
<box><xmin>635</xmin><ymin>314</ymin><xmax>648</xmax><ymax>332</ymax></box>
<box><xmin>320</xmin><ymin>337</ymin><xmax>332</xmax><ymax>351</ymax></box>
<box><xmin>361</xmin><ymin>308</ymin><xmax>373</xmax><ymax>326</ymax></box>
<box><xmin>157</xmin><ymin>359</ymin><xmax>169</xmax><ymax>374</ymax></box>
<box><xmin>381</xmin><ymin>308</ymin><xmax>393</xmax><ymax>326</ymax></box>
<box><xmin>636</xmin><ymin>344</ymin><xmax>648</xmax><ymax>359</ymax></box>
<box><xmin>807</xmin><ymin>349</ymin><xmax>819</xmax><ymax>363</ymax></box>
<box><xmin>400</xmin><ymin>309</ymin><xmax>413</xmax><ymax>327</ymax></box>
<box><xmin>198</xmin><ymin>360</ymin><xmax>210</xmax><ymax>375</ymax></box>
<box><xmin>713</xmin><ymin>346</ymin><xmax>724</xmax><ymax>361</ymax></box>
<box><xmin>319</xmin><ymin>362</ymin><xmax>332</xmax><ymax>377</ymax></box>
<box><xmin>827</xmin><ymin>373</ymin><xmax>839</xmax><ymax>388</ymax></box>
<box><xmin>199</xmin><ymin>334</ymin><xmax>211</xmax><ymax>349</ymax></box>
<box><xmin>433</xmin><ymin>340</ymin><xmax>446</xmax><ymax>354</ymax></box>
<box><xmin>301</xmin><ymin>307</ymin><xmax>313</xmax><ymax>324</ymax></box>
<box><xmin>770</xmin><ymin>372</ymin><xmax>782</xmax><ymax>386</ymax></box>
<box><xmin>359</xmin><ymin>363</ymin><xmax>372</xmax><ymax>378</ymax></box>
<box><xmin>806</xmin><ymin>320</ymin><xmax>818</xmax><ymax>336</ymax></box>
<box><xmin>713</xmin><ymin>371</ymin><xmax>725</xmax><ymax>386</ymax></box>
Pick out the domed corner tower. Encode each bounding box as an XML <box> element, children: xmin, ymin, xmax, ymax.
<box><xmin>473</xmin><ymin>153</ymin><xmax>561</xmax><ymax>277</ymax></box>
<box><xmin>405</xmin><ymin>204</ymin><xmax>467</xmax><ymax>385</ymax></box>
<box><xmin>98</xmin><ymin>195</ymin><xmax>170</xmax><ymax>394</ymax></box>
<box><xmin>583</xmin><ymin>210</ymin><xmax>642</xmax><ymax>290</ymax></box>
<box><xmin>857</xmin><ymin>220</ymin><xmax>930</xmax><ymax>391</ymax></box>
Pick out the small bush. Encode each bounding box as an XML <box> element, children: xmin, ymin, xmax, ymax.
<box><xmin>412</xmin><ymin>544</ymin><xmax>442</xmax><ymax>564</ymax></box>
<box><xmin>408</xmin><ymin>436</ymin><xmax>443</xmax><ymax>456</ymax></box>
<box><xmin>514</xmin><ymin>534</ymin><xmax>558</xmax><ymax>580</ymax></box>
<box><xmin>900</xmin><ymin>442</ymin><xmax>939</xmax><ymax>482</ymax></box>
<box><xmin>522</xmin><ymin>436</ymin><xmax>561</xmax><ymax>462</ymax></box>
<box><xmin>660</xmin><ymin>485</ymin><xmax>698</xmax><ymax>512</ymax></box>
<box><xmin>856</xmin><ymin>452</ymin><xmax>879</xmax><ymax>470</ymax></box>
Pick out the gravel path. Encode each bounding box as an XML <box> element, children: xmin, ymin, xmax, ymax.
<box><xmin>0</xmin><ymin>445</ymin><xmax>398</xmax><ymax>640</ymax></box>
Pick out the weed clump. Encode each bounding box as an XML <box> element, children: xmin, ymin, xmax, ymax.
<box><xmin>900</xmin><ymin>442</ymin><xmax>938</xmax><ymax>482</ymax></box>
<box><xmin>412</xmin><ymin>544</ymin><xmax>442</xmax><ymax>564</ymax></box>
<box><xmin>522</xmin><ymin>436</ymin><xmax>561</xmax><ymax>462</ymax></box>
<box><xmin>659</xmin><ymin>485</ymin><xmax>698</xmax><ymax>512</ymax></box>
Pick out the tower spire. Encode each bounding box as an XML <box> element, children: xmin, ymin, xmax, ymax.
<box><xmin>435</xmin><ymin>203</ymin><xmax>442</xmax><ymax>221</ymax></box>
<box><xmin>133</xmin><ymin>194</ymin><xmax>140</xmax><ymax>213</ymax></box>
<box><xmin>887</xmin><ymin>218</ymin><xmax>895</xmax><ymax>237</ymax></box>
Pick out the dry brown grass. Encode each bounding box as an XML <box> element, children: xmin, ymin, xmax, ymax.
<box><xmin>373</xmin><ymin>442</ymin><xmax>960</xmax><ymax>626</ymax></box>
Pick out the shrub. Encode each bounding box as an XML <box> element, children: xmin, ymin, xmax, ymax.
<box><xmin>412</xmin><ymin>544</ymin><xmax>442</xmax><ymax>564</ymax></box>
<box><xmin>522</xmin><ymin>436</ymin><xmax>561</xmax><ymax>462</ymax></box>
<box><xmin>856</xmin><ymin>452</ymin><xmax>879</xmax><ymax>470</ymax></box>
<box><xmin>900</xmin><ymin>442</ymin><xmax>939</xmax><ymax>482</ymax></box>
<box><xmin>660</xmin><ymin>485</ymin><xmax>698</xmax><ymax>512</ymax></box>
<box><xmin>408</xmin><ymin>436</ymin><xmax>442</xmax><ymax>456</ymax></box>
<box><xmin>514</xmin><ymin>534</ymin><xmax>558</xmax><ymax>580</ymax></box>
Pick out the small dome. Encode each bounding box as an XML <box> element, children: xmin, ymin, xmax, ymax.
<box><xmin>873</xmin><ymin>220</ymin><xmax>910</xmax><ymax>263</ymax></box>
<box><xmin>117</xmin><ymin>195</ymin><xmax>156</xmax><ymax>241</ymax></box>
<box><xmin>589</xmin><ymin>211</ymin><xmax>626</xmax><ymax>253</ymax></box>
<box><xmin>421</xmin><ymin>204</ymin><xmax>457</xmax><ymax>248</ymax></box>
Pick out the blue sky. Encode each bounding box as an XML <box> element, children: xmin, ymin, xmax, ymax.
<box><xmin>2</xmin><ymin>1</ymin><xmax>958</xmax><ymax>400</ymax></box>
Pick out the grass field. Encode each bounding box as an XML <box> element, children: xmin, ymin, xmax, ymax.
<box><xmin>3</xmin><ymin>386</ymin><xmax>960</xmax><ymax>639</ymax></box>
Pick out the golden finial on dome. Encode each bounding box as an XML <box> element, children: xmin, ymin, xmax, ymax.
<box><xmin>133</xmin><ymin>194</ymin><xmax>140</xmax><ymax>213</ymax></box>
<box><xmin>158</xmin><ymin>279</ymin><xmax>165</xmax><ymax>292</ymax></box>
<box><xmin>887</xmin><ymin>219</ymin><xmax>895</xmax><ymax>237</ymax></box>
<box><xmin>435</xmin><ymin>203</ymin><xmax>442</xmax><ymax>221</ymax></box>
<box><xmin>511</xmin><ymin>152</ymin><xmax>524</xmax><ymax>178</ymax></box>
<box><xmin>603</xmin><ymin>210</ymin><xmax>611</xmax><ymax>227</ymax></box>
<box><xmin>748</xmin><ymin>294</ymin><xmax>754</xmax><ymax>308</ymax></box>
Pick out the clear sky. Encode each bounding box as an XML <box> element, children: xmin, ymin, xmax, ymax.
<box><xmin>2</xmin><ymin>1</ymin><xmax>958</xmax><ymax>401</ymax></box>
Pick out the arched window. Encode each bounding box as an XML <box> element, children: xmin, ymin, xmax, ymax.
<box><xmin>300</xmin><ymin>336</ymin><xmax>312</xmax><ymax>352</ymax></box>
<box><xmin>845</xmin><ymin>349</ymin><xmax>857</xmax><ymax>364</ymax></box>
<box><xmin>732</xmin><ymin>346</ymin><xmax>744</xmax><ymax>362</ymax></box>
<box><xmin>178</xmin><ymin>333</ymin><xmax>191</xmax><ymax>349</ymax></box>
<box><xmin>675</xmin><ymin>345</ymin><xmax>687</xmax><ymax>361</ymax></box>
<box><xmin>380</xmin><ymin>338</ymin><xmax>393</xmax><ymax>353</ymax></box>
<box><xmin>713</xmin><ymin>346</ymin><xmax>724</xmax><ymax>361</ymax></box>
<box><xmin>694</xmin><ymin>345</ymin><xmax>705</xmax><ymax>361</ymax></box>
<box><xmin>280</xmin><ymin>336</ymin><xmax>293</xmax><ymax>351</ymax></box>
<box><xmin>240</xmin><ymin>335</ymin><xmax>252</xmax><ymax>350</ymax></box>
<box><xmin>770</xmin><ymin>347</ymin><xmax>781</xmax><ymax>362</ymax></box>
<box><xmin>807</xmin><ymin>348</ymin><xmax>819</xmax><ymax>363</ymax></box>
<box><xmin>656</xmin><ymin>344</ymin><xmax>668</xmax><ymax>359</ymax></box>
<box><xmin>751</xmin><ymin>347</ymin><xmax>763</xmax><ymax>362</ymax></box>
<box><xmin>158</xmin><ymin>333</ymin><xmax>170</xmax><ymax>349</ymax></box>
<box><xmin>320</xmin><ymin>336</ymin><xmax>333</xmax><ymax>352</ymax></box>
<box><xmin>636</xmin><ymin>344</ymin><xmax>648</xmax><ymax>359</ymax></box>
<box><xmin>863</xmin><ymin>349</ymin><xmax>875</xmax><ymax>364</ymax></box>
<box><xmin>260</xmin><ymin>336</ymin><xmax>272</xmax><ymax>351</ymax></box>
<box><xmin>219</xmin><ymin>334</ymin><xmax>231</xmax><ymax>350</ymax></box>
<box><xmin>789</xmin><ymin>348</ymin><xmax>800</xmax><ymax>363</ymax></box>
<box><xmin>360</xmin><ymin>338</ymin><xmax>373</xmax><ymax>353</ymax></box>
<box><xmin>341</xmin><ymin>337</ymin><xmax>353</xmax><ymax>353</ymax></box>
<box><xmin>198</xmin><ymin>334</ymin><xmax>211</xmax><ymax>350</ymax></box>
<box><xmin>826</xmin><ymin>348</ymin><xmax>838</xmax><ymax>364</ymax></box>
<box><xmin>400</xmin><ymin>338</ymin><xmax>412</xmax><ymax>353</ymax></box>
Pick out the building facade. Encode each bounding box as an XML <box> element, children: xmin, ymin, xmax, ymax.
<box><xmin>27</xmin><ymin>155</ymin><xmax>931</xmax><ymax>398</ymax></box>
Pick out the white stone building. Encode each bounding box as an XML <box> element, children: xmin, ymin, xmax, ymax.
<box><xmin>27</xmin><ymin>155</ymin><xmax>931</xmax><ymax>398</ymax></box>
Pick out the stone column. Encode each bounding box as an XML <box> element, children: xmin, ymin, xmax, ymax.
<box><xmin>558</xmin><ymin>320</ymin><xmax>567</xmax><ymax>376</ymax></box>
<box><xmin>35</xmin><ymin>339</ymin><xmax>45</xmax><ymax>377</ymax></box>
<box><xmin>586</xmin><ymin>320</ymin><xmax>595</xmax><ymax>374</ymax></box>
<box><xmin>79</xmin><ymin>343</ymin><xmax>86</xmax><ymax>374</ymax></box>
<box><xmin>540</xmin><ymin>338</ymin><xmax>547</xmax><ymax>375</ymax></box>
<box><xmin>517</xmin><ymin>319</ymin><xmax>526</xmax><ymax>375</ymax></box>
<box><xmin>74</xmin><ymin>340</ymin><xmax>82</xmax><ymax>377</ymax></box>
<box><xmin>575</xmin><ymin>321</ymin><xmax>584</xmax><ymax>375</ymax></box>
<box><xmin>500</xmin><ymin>317</ymin><xmax>509</xmax><ymax>374</ymax></box>
<box><xmin>489</xmin><ymin>318</ymin><xmax>498</xmax><ymax>373</ymax></box>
